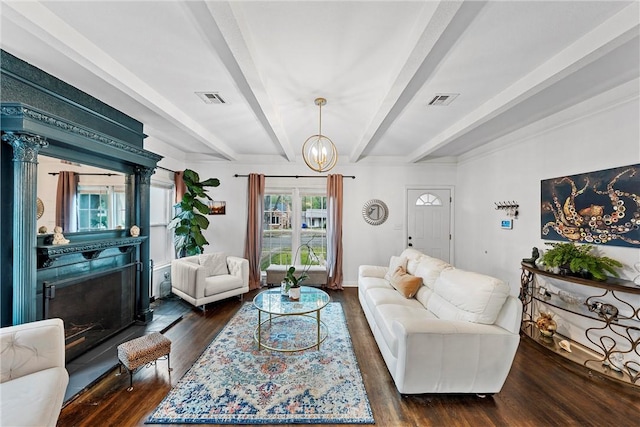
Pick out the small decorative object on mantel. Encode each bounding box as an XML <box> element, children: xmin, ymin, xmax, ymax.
<box><xmin>130</xmin><ymin>225</ymin><xmax>140</xmax><ymax>237</ymax></box>
<box><xmin>36</xmin><ymin>197</ymin><xmax>44</xmax><ymax>219</ymax></box>
<box><xmin>38</xmin><ymin>226</ymin><xmax>48</xmax><ymax>234</ymax></box>
<box><xmin>535</xmin><ymin>312</ymin><xmax>557</xmax><ymax>337</ymax></box>
<box><xmin>52</xmin><ymin>226</ymin><xmax>69</xmax><ymax>245</ymax></box>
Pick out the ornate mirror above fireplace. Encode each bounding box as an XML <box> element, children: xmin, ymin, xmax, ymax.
<box><xmin>38</xmin><ymin>155</ymin><xmax>130</xmax><ymax>234</ymax></box>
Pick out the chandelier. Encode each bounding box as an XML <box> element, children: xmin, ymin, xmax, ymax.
<box><xmin>302</xmin><ymin>97</ymin><xmax>338</xmax><ymax>173</ymax></box>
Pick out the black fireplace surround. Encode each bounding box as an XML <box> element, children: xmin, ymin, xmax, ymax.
<box><xmin>1</xmin><ymin>49</ymin><xmax>162</xmax><ymax>364</ymax></box>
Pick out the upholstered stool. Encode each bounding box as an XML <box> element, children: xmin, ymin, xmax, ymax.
<box><xmin>117</xmin><ymin>332</ymin><xmax>171</xmax><ymax>391</ymax></box>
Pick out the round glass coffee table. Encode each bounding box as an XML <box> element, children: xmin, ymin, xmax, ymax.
<box><xmin>253</xmin><ymin>286</ymin><xmax>330</xmax><ymax>352</ymax></box>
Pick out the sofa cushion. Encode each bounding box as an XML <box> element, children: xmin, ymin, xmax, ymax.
<box><xmin>414</xmin><ymin>285</ymin><xmax>433</xmax><ymax>308</ymax></box>
<box><xmin>427</xmin><ymin>268</ymin><xmax>510</xmax><ymax>324</ymax></box>
<box><xmin>204</xmin><ymin>274</ymin><xmax>243</xmax><ymax>296</ymax></box>
<box><xmin>359</xmin><ymin>276</ymin><xmax>391</xmax><ymax>294</ymax></box>
<box><xmin>364</xmin><ymin>287</ymin><xmax>409</xmax><ymax>317</ymax></box>
<box><xmin>374</xmin><ymin>303</ymin><xmax>436</xmax><ymax>357</ymax></box>
<box><xmin>0</xmin><ymin>367</ymin><xmax>68</xmax><ymax>427</ymax></box>
<box><xmin>390</xmin><ymin>266</ymin><xmax>423</xmax><ymax>298</ymax></box>
<box><xmin>399</xmin><ymin>248</ymin><xmax>426</xmax><ymax>262</ymax></box>
<box><xmin>413</xmin><ymin>257</ymin><xmax>452</xmax><ymax>290</ymax></box>
<box><xmin>406</xmin><ymin>259</ymin><xmax>420</xmax><ymax>275</ymax></box>
<box><xmin>199</xmin><ymin>252</ymin><xmax>228</xmax><ymax>276</ymax></box>
<box><xmin>384</xmin><ymin>256</ymin><xmax>408</xmax><ymax>281</ymax></box>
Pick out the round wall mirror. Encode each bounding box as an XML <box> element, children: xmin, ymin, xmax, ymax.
<box><xmin>36</xmin><ymin>197</ymin><xmax>44</xmax><ymax>219</ymax></box>
<box><xmin>362</xmin><ymin>199</ymin><xmax>389</xmax><ymax>226</ymax></box>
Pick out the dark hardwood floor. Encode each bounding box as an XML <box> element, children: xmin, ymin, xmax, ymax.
<box><xmin>58</xmin><ymin>288</ymin><xmax>640</xmax><ymax>427</ymax></box>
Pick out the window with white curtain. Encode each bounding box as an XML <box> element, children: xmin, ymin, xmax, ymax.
<box><xmin>149</xmin><ymin>181</ymin><xmax>174</xmax><ymax>267</ymax></box>
<box><xmin>262</xmin><ymin>186</ymin><xmax>327</xmax><ymax>271</ymax></box>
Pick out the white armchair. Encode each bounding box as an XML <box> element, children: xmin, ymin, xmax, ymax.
<box><xmin>1</xmin><ymin>318</ymin><xmax>69</xmax><ymax>427</ymax></box>
<box><xmin>171</xmin><ymin>253</ymin><xmax>249</xmax><ymax>310</ymax></box>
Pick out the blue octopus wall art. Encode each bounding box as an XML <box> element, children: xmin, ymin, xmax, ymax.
<box><xmin>541</xmin><ymin>164</ymin><xmax>640</xmax><ymax>248</ymax></box>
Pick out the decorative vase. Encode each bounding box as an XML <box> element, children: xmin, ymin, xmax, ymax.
<box><xmin>288</xmin><ymin>287</ymin><xmax>301</xmax><ymax>300</ymax></box>
<box><xmin>280</xmin><ymin>281</ymin><xmax>288</xmax><ymax>295</ymax></box>
<box><xmin>535</xmin><ymin>312</ymin><xmax>557</xmax><ymax>337</ymax></box>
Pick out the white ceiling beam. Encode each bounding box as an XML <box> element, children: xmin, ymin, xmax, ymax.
<box><xmin>349</xmin><ymin>0</ymin><xmax>487</xmax><ymax>163</ymax></box>
<box><xmin>2</xmin><ymin>0</ymin><xmax>239</xmax><ymax>161</ymax></box>
<box><xmin>183</xmin><ymin>1</ymin><xmax>296</xmax><ymax>162</ymax></box>
<box><xmin>407</xmin><ymin>1</ymin><xmax>640</xmax><ymax>163</ymax></box>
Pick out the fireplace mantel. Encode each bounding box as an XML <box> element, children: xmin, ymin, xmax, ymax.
<box><xmin>1</xmin><ymin>50</ymin><xmax>162</xmax><ymax>326</ymax></box>
<box><xmin>37</xmin><ymin>237</ymin><xmax>147</xmax><ymax>268</ymax></box>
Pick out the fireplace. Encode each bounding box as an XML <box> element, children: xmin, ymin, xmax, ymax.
<box><xmin>44</xmin><ymin>263</ymin><xmax>137</xmax><ymax>362</ymax></box>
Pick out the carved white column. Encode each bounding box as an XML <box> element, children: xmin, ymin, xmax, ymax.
<box><xmin>2</xmin><ymin>131</ymin><xmax>48</xmax><ymax>324</ymax></box>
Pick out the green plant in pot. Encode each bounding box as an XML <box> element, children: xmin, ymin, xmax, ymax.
<box><xmin>284</xmin><ymin>266</ymin><xmax>308</xmax><ymax>300</ymax></box>
<box><xmin>540</xmin><ymin>242</ymin><xmax>623</xmax><ymax>281</ymax></box>
<box><xmin>168</xmin><ymin>169</ymin><xmax>220</xmax><ymax>257</ymax></box>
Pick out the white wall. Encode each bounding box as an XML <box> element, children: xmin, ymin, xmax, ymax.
<box><xmin>144</xmin><ymin>156</ymin><xmax>457</xmax><ymax>286</ymax></box>
<box><xmin>455</xmin><ymin>80</ymin><xmax>640</xmax><ymax>290</ymax></box>
<box><xmin>147</xmin><ymin>81</ymin><xmax>639</xmax><ymax>292</ymax></box>
<box><xmin>455</xmin><ymin>81</ymin><xmax>640</xmax><ymax>361</ymax></box>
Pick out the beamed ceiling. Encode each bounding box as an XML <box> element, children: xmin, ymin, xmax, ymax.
<box><xmin>1</xmin><ymin>1</ymin><xmax>639</xmax><ymax>166</ymax></box>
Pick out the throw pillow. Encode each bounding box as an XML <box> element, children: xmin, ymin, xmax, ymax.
<box><xmin>199</xmin><ymin>252</ymin><xmax>228</xmax><ymax>276</ymax></box>
<box><xmin>385</xmin><ymin>256</ymin><xmax>408</xmax><ymax>281</ymax></box>
<box><xmin>390</xmin><ymin>266</ymin><xmax>423</xmax><ymax>298</ymax></box>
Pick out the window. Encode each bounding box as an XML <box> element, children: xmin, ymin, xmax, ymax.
<box><xmin>149</xmin><ymin>181</ymin><xmax>174</xmax><ymax>267</ymax></box>
<box><xmin>262</xmin><ymin>188</ymin><xmax>327</xmax><ymax>270</ymax></box>
<box><xmin>415</xmin><ymin>193</ymin><xmax>442</xmax><ymax>206</ymax></box>
<box><xmin>77</xmin><ymin>185</ymin><xmax>125</xmax><ymax>231</ymax></box>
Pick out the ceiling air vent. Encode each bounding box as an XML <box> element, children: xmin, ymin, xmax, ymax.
<box><xmin>427</xmin><ymin>93</ymin><xmax>459</xmax><ymax>106</ymax></box>
<box><xmin>195</xmin><ymin>92</ymin><xmax>227</xmax><ymax>105</ymax></box>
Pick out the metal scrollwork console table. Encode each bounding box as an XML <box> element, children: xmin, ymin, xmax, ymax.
<box><xmin>520</xmin><ymin>262</ymin><xmax>640</xmax><ymax>388</ymax></box>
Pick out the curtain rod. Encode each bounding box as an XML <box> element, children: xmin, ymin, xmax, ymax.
<box><xmin>48</xmin><ymin>172</ymin><xmax>120</xmax><ymax>176</ymax></box>
<box><xmin>234</xmin><ymin>174</ymin><xmax>355</xmax><ymax>179</ymax></box>
<box><xmin>156</xmin><ymin>165</ymin><xmax>176</xmax><ymax>174</ymax></box>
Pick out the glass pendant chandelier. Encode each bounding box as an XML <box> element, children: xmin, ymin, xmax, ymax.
<box><xmin>302</xmin><ymin>97</ymin><xmax>338</xmax><ymax>173</ymax></box>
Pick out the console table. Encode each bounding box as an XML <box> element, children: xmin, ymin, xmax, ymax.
<box><xmin>520</xmin><ymin>262</ymin><xmax>639</xmax><ymax>388</ymax></box>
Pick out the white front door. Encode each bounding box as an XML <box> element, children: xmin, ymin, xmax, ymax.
<box><xmin>406</xmin><ymin>188</ymin><xmax>452</xmax><ymax>262</ymax></box>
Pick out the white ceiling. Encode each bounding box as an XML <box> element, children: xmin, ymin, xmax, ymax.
<box><xmin>1</xmin><ymin>1</ymin><xmax>639</xmax><ymax>167</ymax></box>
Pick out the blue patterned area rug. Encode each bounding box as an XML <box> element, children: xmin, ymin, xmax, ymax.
<box><xmin>146</xmin><ymin>302</ymin><xmax>374</xmax><ymax>424</ymax></box>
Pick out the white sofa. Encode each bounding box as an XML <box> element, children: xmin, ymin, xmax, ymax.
<box><xmin>358</xmin><ymin>248</ymin><xmax>522</xmax><ymax>395</ymax></box>
<box><xmin>0</xmin><ymin>318</ymin><xmax>69</xmax><ymax>427</ymax></box>
<box><xmin>171</xmin><ymin>253</ymin><xmax>249</xmax><ymax>310</ymax></box>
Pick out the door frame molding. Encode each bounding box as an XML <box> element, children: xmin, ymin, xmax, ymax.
<box><xmin>404</xmin><ymin>185</ymin><xmax>455</xmax><ymax>264</ymax></box>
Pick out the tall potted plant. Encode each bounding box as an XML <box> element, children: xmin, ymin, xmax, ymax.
<box><xmin>168</xmin><ymin>169</ymin><xmax>220</xmax><ymax>257</ymax></box>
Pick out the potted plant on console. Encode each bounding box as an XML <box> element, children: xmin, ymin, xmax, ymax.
<box><xmin>168</xmin><ymin>169</ymin><xmax>220</xmax><ymax>257</ymax></box>
<box><xmin>540</xmin><ymin>242</ymin><xmax>623</xmax><ymax>281</ymax></box>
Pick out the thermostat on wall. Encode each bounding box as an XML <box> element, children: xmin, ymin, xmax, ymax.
<box><xmin>501</xmin><ymin>219</ymin><xmax>513</xmax><ymax>229</ymax></box>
